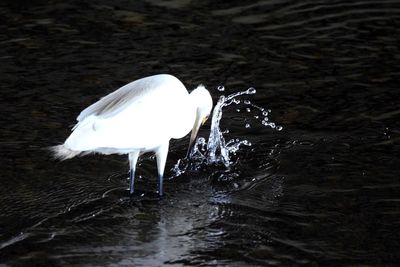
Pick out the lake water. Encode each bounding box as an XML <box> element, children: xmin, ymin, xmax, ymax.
<box><xmin>1</xmin><ymin>0</ymin><xmax>399</xmax><ymax>266</ymax></box>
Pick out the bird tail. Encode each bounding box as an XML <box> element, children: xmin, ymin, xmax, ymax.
<box><xmin>50</xmin><ymin>145</ymin><xmax>81</xmax><ymax>160</ymax></box>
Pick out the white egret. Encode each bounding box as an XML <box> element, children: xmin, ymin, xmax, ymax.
<box><xmin>52</xmin><ymin>74</ymin><xmax>213</xmax><ymax>196</ymax></box>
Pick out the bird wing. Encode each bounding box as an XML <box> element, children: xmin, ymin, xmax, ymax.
<box><xmin>67</xmin><ymin>78</ymin><xmax>191</xmax><ymax>151</ymax></box>
<box><xmin>76</xmin><ymin>74</ymin><xmax>182</xmax><ymax>124</ymax></box>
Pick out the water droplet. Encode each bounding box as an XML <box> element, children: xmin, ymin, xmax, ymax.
<box><xmin>243</xmin><ymin>140</ymin><xmax>252</xmax><ymax>146</ymax></box>
<box><xmin>236</xmin><ymin>109</ymin><xmax>240</xmax><ymax>112</ymax></box>
<box><xmin>262</xmin><ymin>120</ymin><xmax>275</xmax><ymax>128</ymax></box>
<box><xmin>247</xmin><ymin>87</ymin><xmax>256</xmax><ymax>94</ymax></box>
<box><xmin>254</xmin><ymin>115</ymin><xmax>259</xmax><ymax>119</ymax></box>
<box><xmin>246</xmin><ymin>108</ymin><xmax>251</xmax><ymax>112</ymax></box>
<box><xmin>276</xmin><ymin>125</ymin><xmax>283</xmax><ymax>131</ymax></box>
<box><xmin>233</xmin><ymin>99</ymin><xmax>240</xmax><ymax>104</ymax></box>
<box><xmin>244</xmin><ymin>100</ymin><xmax>251</xmax><ymax>104</ymax></box>
<box><xmin>268</xmin><ymin>109</ymin><xmax>271</xmax><ymax>112</ymax></box>
<box><xmin>262</xmin><ymin>111</ymin><xmax>269</xmax><ymax>116</ymax></box>
<box><xmin>217</xmin><ymin>86</ymin><xmax>225</xmax><ymax>91</ymax></box>
<box><xmin>245</xmin><ymin>123</ymin><xmax>251</xmax><ymax>128</ymax></box>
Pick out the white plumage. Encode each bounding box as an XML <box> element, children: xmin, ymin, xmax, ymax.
<box><xmin>52</xmin><ymin>74</ymin><xmax>213</xmax><ymax>196</ymax></box>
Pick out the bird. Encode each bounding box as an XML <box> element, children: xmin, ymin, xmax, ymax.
<box><xmin>52</xmin><ymin>74</ymin><xmax>213</xmax><ymax>196</ymax></box>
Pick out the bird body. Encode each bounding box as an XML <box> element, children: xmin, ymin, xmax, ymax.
<box><xmin>66</xmin><ymin>75</ymin><xmax>195</xmax><ymax>152</ymax></box>
<box><xmin>52</xmin><ymin>74</ymin><xmax>213</xmax><ymax>196</ymax></box>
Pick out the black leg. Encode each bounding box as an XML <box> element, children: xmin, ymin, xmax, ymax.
<box><xmin>158</xmin><ymin>174</ymin><xmax>164</xmax><ymax>196</ymax></box>
<box><xmin>129</xmin><ymin>169</ymin><xmax>135</xmax><ymax>194</ymax></box>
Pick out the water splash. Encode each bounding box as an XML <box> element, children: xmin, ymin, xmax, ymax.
<box><xmin>172</xmin><ymin>86</ymin><xmax>282</xmax><ymax>175</ymax></box>
<box><xmin>206</xmin><ymin>88</ymin><xmax>257</xmax><ymax>167</ymax></box>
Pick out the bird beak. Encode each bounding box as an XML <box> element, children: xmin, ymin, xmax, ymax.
<box><xmin>202</xmin><ymin>116</ymin><xmax>209</xmax><ymax>125</ymax></box>
<box><xmin>186</xmin><ymin>115</ymin><xmax>208</xmax><ymax>158</ymax></box>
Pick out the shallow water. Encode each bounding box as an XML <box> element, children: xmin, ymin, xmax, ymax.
<box><xmin>1</xmin><ymin>0</ymin><xmax>400</xmax><ymax>266</ymax></box>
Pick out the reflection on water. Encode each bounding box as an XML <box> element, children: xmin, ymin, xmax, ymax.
<box><xmin>1</xmin><ymin>0</ymin><xmax>400</xmax><ymax>266</ymax></box>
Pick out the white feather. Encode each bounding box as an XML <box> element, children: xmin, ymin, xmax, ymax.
<box><xmin>50</xmin><ymin>145</ymin><xmax>81</xmax><ymax>160</ymax></box>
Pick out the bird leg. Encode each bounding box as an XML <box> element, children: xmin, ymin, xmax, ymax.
<box><xmin>128</xmin><ymin>151</ymin><xmax>140</xmax><ymax>194</ymax></box>
<box><xmin>158</xmin><ymin>174</ymin><xmax>164</xmax><ymax>196</ymax></box>
<box><xmin>156</xmin><ymin>142</ymin><xmax>169</xmax><ymax>196</ymax></box>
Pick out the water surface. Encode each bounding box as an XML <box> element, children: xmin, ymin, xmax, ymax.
<box><xmin>1</xmin><ymin>0</ymin><xmax>399</xmax><ymax>266</ymax></box>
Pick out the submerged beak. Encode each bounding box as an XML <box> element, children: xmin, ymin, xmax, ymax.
<box><xmin>186</xmin><ymin>116</ymin><xmax>208</xmax><ymax>158</ymax></box>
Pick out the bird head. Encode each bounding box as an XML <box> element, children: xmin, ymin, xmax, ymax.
<box><xmin>187</xmin><ymin>85</ymin><xmax>213</xmax><ymax>158</ymax></box>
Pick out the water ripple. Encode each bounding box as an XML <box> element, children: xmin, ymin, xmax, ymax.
<box><xmin>1</xmin><ymin>0</ymin><xmax>400</xmax><ymax>265</ymax></box>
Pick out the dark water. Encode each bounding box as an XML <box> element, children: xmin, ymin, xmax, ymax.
<box><xmin>1</xmin><ymin>0</ymin><xmax>400</xmax><ymax>266</ymax></box>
